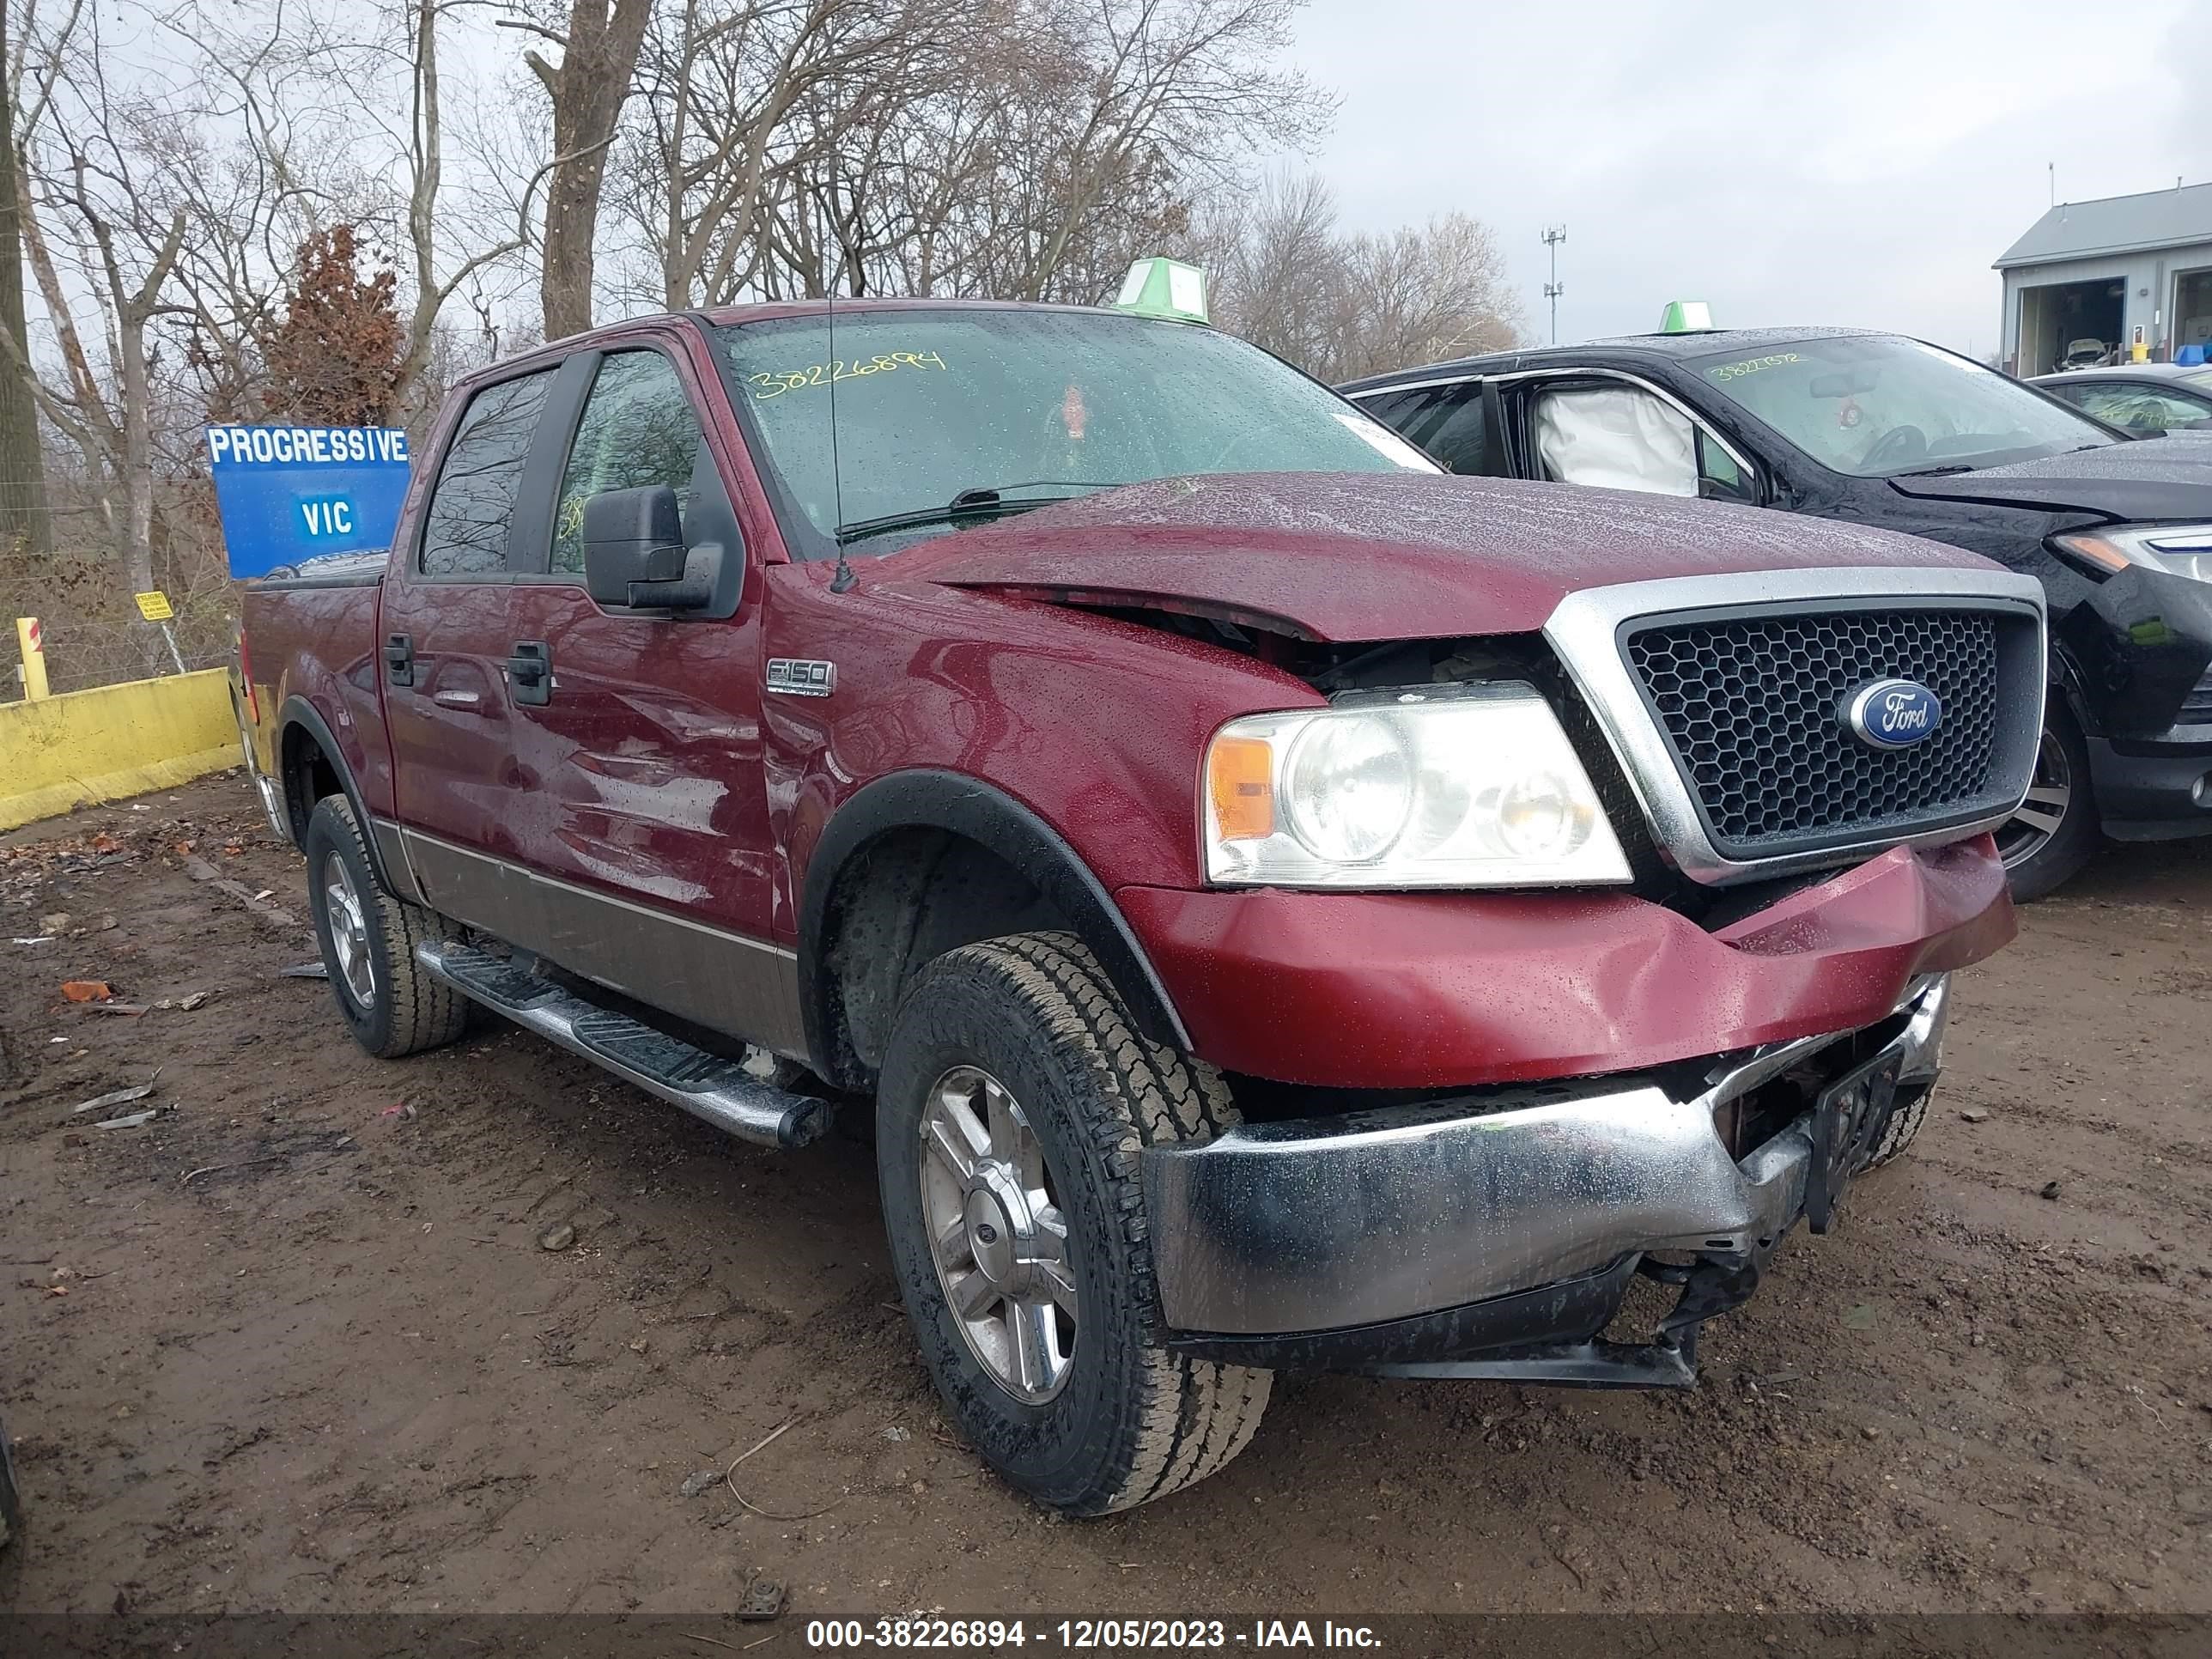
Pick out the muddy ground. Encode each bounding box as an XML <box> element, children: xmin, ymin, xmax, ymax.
<box><xmin>1</xmin><ymin>770</ymin><xmax>2208</xmax><ymax>1623</ymax></box>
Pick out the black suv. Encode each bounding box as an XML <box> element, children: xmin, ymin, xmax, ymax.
<box><xmin>1346</xmin><ymin>326</ymin><xmax>2212</xmax><ymax>897</ymax></box>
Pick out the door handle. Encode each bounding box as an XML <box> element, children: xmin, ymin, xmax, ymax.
<box><xmin>431</xmin><ymin>689</ymin><xmax>483</xmax><ymax>711</ymax></box>
<box><xmin>505</xmin><ymin>641</ymin><xmax>552</xmax><ymax>707</ymax></box>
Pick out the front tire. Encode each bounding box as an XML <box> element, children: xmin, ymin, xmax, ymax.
<box><xmin>877</xmin><ymin>933</ymin><xmax>1270</xmax><ymax>1514</ymax></box>
<box><xmin>302</xmin><ymin>795</ymin><xmax>468</xmax><ymax>1059</ymax></box>
<box><xmin>1996</xmin><ymin>703</ymin><xmax>2099</xmax><ymax>902</ymax></box>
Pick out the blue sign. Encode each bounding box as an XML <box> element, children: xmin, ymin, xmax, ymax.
<box><xmin>205</xmin><ymin>424</ymin><xmax>411</xmax><ymax>578</ymax></box>
<box><xmin>1844</xmin><ymin>678</ymin><xmax>1943</xmax><ymax>750</ymax></box>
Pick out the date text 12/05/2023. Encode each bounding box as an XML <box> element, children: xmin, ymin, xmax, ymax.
<box><xmin>805</xmin><ymin>1619</ymin><xmax>1382</xmax><ymax>1649</ymax></box>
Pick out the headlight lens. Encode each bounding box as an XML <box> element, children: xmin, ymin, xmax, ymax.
<box><xmin>1201</xmin><ymin>684</ymin><xmax>1633</xmax><ymax>888</ymax></box>
<box><xmin>2051</xmin><ymin>523</ymin><xmax>2212</xmax><ymax>583</ymax></box>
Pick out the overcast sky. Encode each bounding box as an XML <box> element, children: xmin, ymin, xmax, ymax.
<box><xmin>1283</xmin><ymin>0</ymin><xmax>2209</xmax><ymax>356</ymax></box>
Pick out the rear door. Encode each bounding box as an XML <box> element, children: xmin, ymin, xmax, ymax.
<box><xmin>380</xmin><ymin>364</ymin><xmax>562</xmax><ymax>891</ymax></box>
<box><xmin>499</xmin><ymin>331</ymin><xmax>800</xmax><ymax>1055</ymax></box>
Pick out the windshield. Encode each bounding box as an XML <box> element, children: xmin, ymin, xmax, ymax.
<box><xmin>713</xmin><ymin>308</ymin><xmax>1432</xmax><ymax>553</ymax></box>
<box><xmin>1690</xmin><ymin>334</ymin><xmax>2115</xmax><ymax>477</ymax></box>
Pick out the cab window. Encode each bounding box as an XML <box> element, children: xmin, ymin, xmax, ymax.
<box><xmin>419</xmin><ymin>369</ymin><xmax>556</xmax><ymax>575</ymax></box>
<box><xmin>551</xmin><ymin>351</ymin><xmax>708</xmax><ymax>574</ymax></box>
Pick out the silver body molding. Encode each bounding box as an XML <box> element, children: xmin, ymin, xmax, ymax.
<box><xmin>1543</xmin><ymin>566</ymin><xmax>2049</xmax><ymax>886</ymax></box>
<box><xmin>1142</xmin><ymin>975</ymin><xmax>1951</xmax><ymax>1336</ymax></box>
<box><xmin>393</xmin><ymin>825</ymin><xmax>812</xmax><ymax>1063</ymax></box>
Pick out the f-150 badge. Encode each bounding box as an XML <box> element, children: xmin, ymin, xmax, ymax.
<box><xmin>766</xmin><ymin>659</ymin><xmax>836</xmax><ymax>697</ymax></box>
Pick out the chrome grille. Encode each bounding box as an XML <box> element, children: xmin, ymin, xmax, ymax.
<box><xmin>1622</xmin><ymin>607</ymin><xmax>2023</xmax><ymax>855</ymax></box>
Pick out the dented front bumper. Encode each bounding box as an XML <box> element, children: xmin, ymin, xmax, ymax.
<box><xmin>1144</xmin><ymin>975</ymin><xmax>1949</xmax><ymax>1370</ymax></box>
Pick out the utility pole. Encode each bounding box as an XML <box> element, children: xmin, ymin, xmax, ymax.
<box><xmin>1540</xmin><ymin>225</ymin><xmax>1566</xmax><ymax>345</ymax></box>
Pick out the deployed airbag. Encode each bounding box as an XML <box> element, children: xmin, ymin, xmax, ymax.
<box><xmin>1536</xmin><ymin>386</ymin><xmax>1697</xmax><ymax>496</ymax></box>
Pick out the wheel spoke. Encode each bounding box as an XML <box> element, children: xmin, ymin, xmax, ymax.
<box><xmin>933</xmin><ymin>1216</ymin><xmax>972</xmax><ymax>1270</ymax></box>
<box><xmin>983</xmin><ymin>1078</ymin><xmax>1020</xmax><ymax>1161</ymax></box>
<box><xmin>1006</xmin><ymin>1298</ymin><xmax>1060</xmax><ymax>1394</ymax></box>
<box><xmin>923</xmin><ymin>1113</ymin><xmax>977</xmax><ymax>1182</ymax></box>
<box><xmin>2021</xmin><ymin>783</ymin><xmax>2070</xmax><ymax>810</ymax></box>
<box><xmin>949</xmin><ymin>1267</ymin><xmax>998</xmax><ymax>1319</ymax></box>
<box><xmin>2011</xmin><ymin>804</ymin><xmax>2067</xmax><ymax>836</ymax></box>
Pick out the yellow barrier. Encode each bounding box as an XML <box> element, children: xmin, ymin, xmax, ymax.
<box><xmin>0</xmin><ymin>667</ymin><xmax>240</xmax><ymax>831</ymax></box>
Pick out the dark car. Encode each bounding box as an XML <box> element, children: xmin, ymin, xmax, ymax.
<box><xmin>237</xmin><ymin>298</ymin><xmax>2039</xmax><ymax>1512</ymax></box>
<box><xmin>2032</xmin><ymin>363</ymin><xmax>2212</xmax><ymax>436</ymax></box>
<box><xmin>1346</xmin><ymin>325</ymin><xmax>2212</xmax><ymax>897</ymax></box>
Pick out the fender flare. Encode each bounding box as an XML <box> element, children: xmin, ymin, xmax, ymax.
<box><xmin>276</xmin><ymin>695</ymin><xmax>399</xmax><ymax>891</ymax></box>
<box><xmin>798</xmin><ymin>770</ymin><xmax>1193</xmax><ymax>1076</ymax></box>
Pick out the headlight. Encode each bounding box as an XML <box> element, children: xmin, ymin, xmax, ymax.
<box><xmin>1202</xmin><ymin>684</ymin><xmax>1633</xmax><ymax>888</ymax></box>
<box><xmin>2051</xmin><ymin>523</ymin><xmax>2212</xmax><ymax>583</ymax></box>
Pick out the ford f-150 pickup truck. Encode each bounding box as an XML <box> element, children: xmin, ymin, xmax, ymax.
<box><xmin>236</xmin><ymin>298</ymin><xmax>2045</xmax><ymax>1514</ymax></box>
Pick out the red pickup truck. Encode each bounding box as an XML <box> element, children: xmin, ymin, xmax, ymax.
<box><xmin>237</xmin><ymin>299</ymin><xmax>2046</xmax><ymax>1514</ymax></box>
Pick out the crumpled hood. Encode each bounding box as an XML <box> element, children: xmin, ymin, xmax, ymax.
<box><xmin>887</xmin><ymin>471</ymin><xmax>1994</xmax><ymax>641</ymax></box>
<box><xmin>1887</xmin><ymin>437</ymin><xmax>2212</xmax><ymax>521</ymax></box>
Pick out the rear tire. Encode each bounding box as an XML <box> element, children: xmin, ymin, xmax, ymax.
<box><xmin>1998</xmin><ymin>703</ymin><xmax>2099</xmax><ymax>902</ymax></box>
<box><xmin>302</xmin><ymin>794</ymin><xmax>468</xmax><ymax>1059</ymax></box>
<box><xmin>877</xmin><ymin>933</ymin><xmax>1269</xmax><ymax>1515</ymax></box>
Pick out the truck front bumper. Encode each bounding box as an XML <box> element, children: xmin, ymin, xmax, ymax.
<box><xmin>1143</xmin><ymin>974</ymin><xmax>1949</xmax><ymax>1374</ymax></box>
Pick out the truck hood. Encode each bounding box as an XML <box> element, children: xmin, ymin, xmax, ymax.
<box><xmin>889</xmin><ymin>472</ymin><xmax>1984</xmax><ymax>642</ymax></box>
<box><xmin>1886</xmin><ymin>438</ymin><xmax>2212</xmax><ymax>521</ymax></box>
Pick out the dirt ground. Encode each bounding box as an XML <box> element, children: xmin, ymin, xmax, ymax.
<box><xmin>2</xmin><ymin>769</ymin><xmax>2208</xmax><ymax>1624</ymax></box>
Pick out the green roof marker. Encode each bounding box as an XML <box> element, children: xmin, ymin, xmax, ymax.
<box><xmin>1114</xmin><ymin>257</ymin><xmax>1209</xmax><ymax>324</ymax></box>
<box><xmin>1658</xmin><ymin>300</ymin><xmax>1716</xmax><ymax>334</ymax></box>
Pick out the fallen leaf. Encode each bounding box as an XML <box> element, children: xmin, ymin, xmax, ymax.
<box><xmin>90</xmin><ymin>833</ymin><xmax>120</xmax><ymax>853</ymax></box>
<box><xmin>61</xmin><ymin>980</ymin><xmax>114</xmax><ymax>1003</ymax></box>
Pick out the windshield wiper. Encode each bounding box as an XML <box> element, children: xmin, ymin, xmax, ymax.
<box><xmin>835</xmin><ymin>480</ymin><xmax>1114</xmax><ymax>545</ymax></box>
<box><xmin>1891</xmin><ymin>464</ymin><xmax>1978</xmax><ymax>477</ymax></box>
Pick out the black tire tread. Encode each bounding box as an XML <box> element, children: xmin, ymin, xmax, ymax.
<box><xmin>1863</xmin><ymin>1080</ymin><xmax>1930</xmax><ymax>1170</ymax></box>
<box><xmin>921</xmin><ymin>931</ymin><xmax>1270</xmax><ymax>1512</ymax></box>
<box><xmin>312</xmin><ymin>795</ymin><xmax>468</xmax><ymax>1059</ymax></box>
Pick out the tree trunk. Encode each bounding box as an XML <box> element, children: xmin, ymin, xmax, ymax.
<box><xmin>535</xmin><ymin>0</ymin><xmax>654</xmax><ymax>341</ymax></box>
<box><xmin>0</xmin><ymin>11</ymin><xmax>51</xmax><ymax>559</ymax></box>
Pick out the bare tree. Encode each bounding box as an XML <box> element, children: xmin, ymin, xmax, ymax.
<box><xmin>504</xmin><ymin>0</ymin><xmax>655</xmax><ymax>340</ymax></box>
<box><xmin>0</xmin><ymin>3</ymin><xmax>48</xmax><ymax>556</ymax></box>
<box><xmin>1196</xmin><ymin>173</ymin><xmax>1523</xmax><ymax>381</ymax></box>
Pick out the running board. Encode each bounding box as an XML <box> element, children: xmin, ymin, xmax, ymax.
<box><xmin>414</xmin><ymin>942</ymin><xmax>834</xmax><ymax>1149</ymax></box>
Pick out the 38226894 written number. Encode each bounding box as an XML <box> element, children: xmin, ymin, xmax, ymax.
<box><xmin>749</xmin><ymin>352</ymin><xmax>949</xmax><ymax>399</ymax></box>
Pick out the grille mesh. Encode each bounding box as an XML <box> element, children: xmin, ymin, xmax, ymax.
<box><xmin>1624</xmin><ymin>609</ymin><xmax>2001</xmax><ymax>849</ymax></box>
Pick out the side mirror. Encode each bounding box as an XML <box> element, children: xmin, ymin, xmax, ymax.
<box><xmin>582</xmin><ymin>485</ymin><xmax>716</xmax><ymax>610</ymax></box>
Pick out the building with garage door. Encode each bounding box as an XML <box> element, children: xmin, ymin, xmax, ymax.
<box><xmin>1996</xmin><ymin>181</ymin><xmax>2212</xmax><ymax>375</ymax></box>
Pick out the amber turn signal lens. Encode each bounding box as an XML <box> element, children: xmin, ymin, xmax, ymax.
<box><xmin>1207</xmin><ymin>735</ymin><xmax>1275</xmax><ymax>842</ymax></box>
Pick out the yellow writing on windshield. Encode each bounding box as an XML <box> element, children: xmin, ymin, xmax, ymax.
<box><xmin>1710</xmin><ymin>352</ymin><xmax>1802</xmax><ymax>382</ymax></box>
<box><xmin>749</xmin><ymin>351</ymin><xmax>949</xmax><ymax>401</ymax></box>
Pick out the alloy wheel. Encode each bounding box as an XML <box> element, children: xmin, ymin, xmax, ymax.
<box><xmin>1996</xmin><ymin>726</ymin><xmax>2073</xmax><ymax>868</ymax></box>
<box><xmin>918</xmin><ymin>1065</ymin><xmax>1078</xmax><ymax>1403</ymax></box>
<box><xmin>321</xmin><ymin>850</ymin><xmax>376</xmax><ymax>1009</ymax></box>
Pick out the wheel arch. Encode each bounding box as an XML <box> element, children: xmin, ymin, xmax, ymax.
<box><xmin>276</xmin><ymin>696</ymin><xmax>400</xmax><ymax>892</ymax></box>
<box><xmin>798</xmin><ymin>770</ymin><xmax>1192</xmax><ymax>1091</ymax></box>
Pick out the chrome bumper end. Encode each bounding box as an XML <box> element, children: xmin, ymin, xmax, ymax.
<box><xmin>1143</xmin><ymin>975</ymin><xmax>1950</xmax><ymax>1337</ymax></box>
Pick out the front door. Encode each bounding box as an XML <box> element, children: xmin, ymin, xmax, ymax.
<box><xmin>501</xmin><ymin>335</ymin><xmax>798</xmax><ymax>1055</ymax></box>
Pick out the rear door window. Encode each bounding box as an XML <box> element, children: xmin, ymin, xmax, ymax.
<box><xmin>419</xmin><ymin>369</ymin><xmax>556</xmax><ymax>575</ymax></box>
<box><xmin>1363</xmin><ymin>382</ymin><xmax>1491</xmax><ymax>474</ymax></box>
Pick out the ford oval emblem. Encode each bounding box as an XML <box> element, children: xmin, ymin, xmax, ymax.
<box><xmin>1844</xmin><ymin>678</ymin><xmax>1943</xmax><ymax>750</ymax></box>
